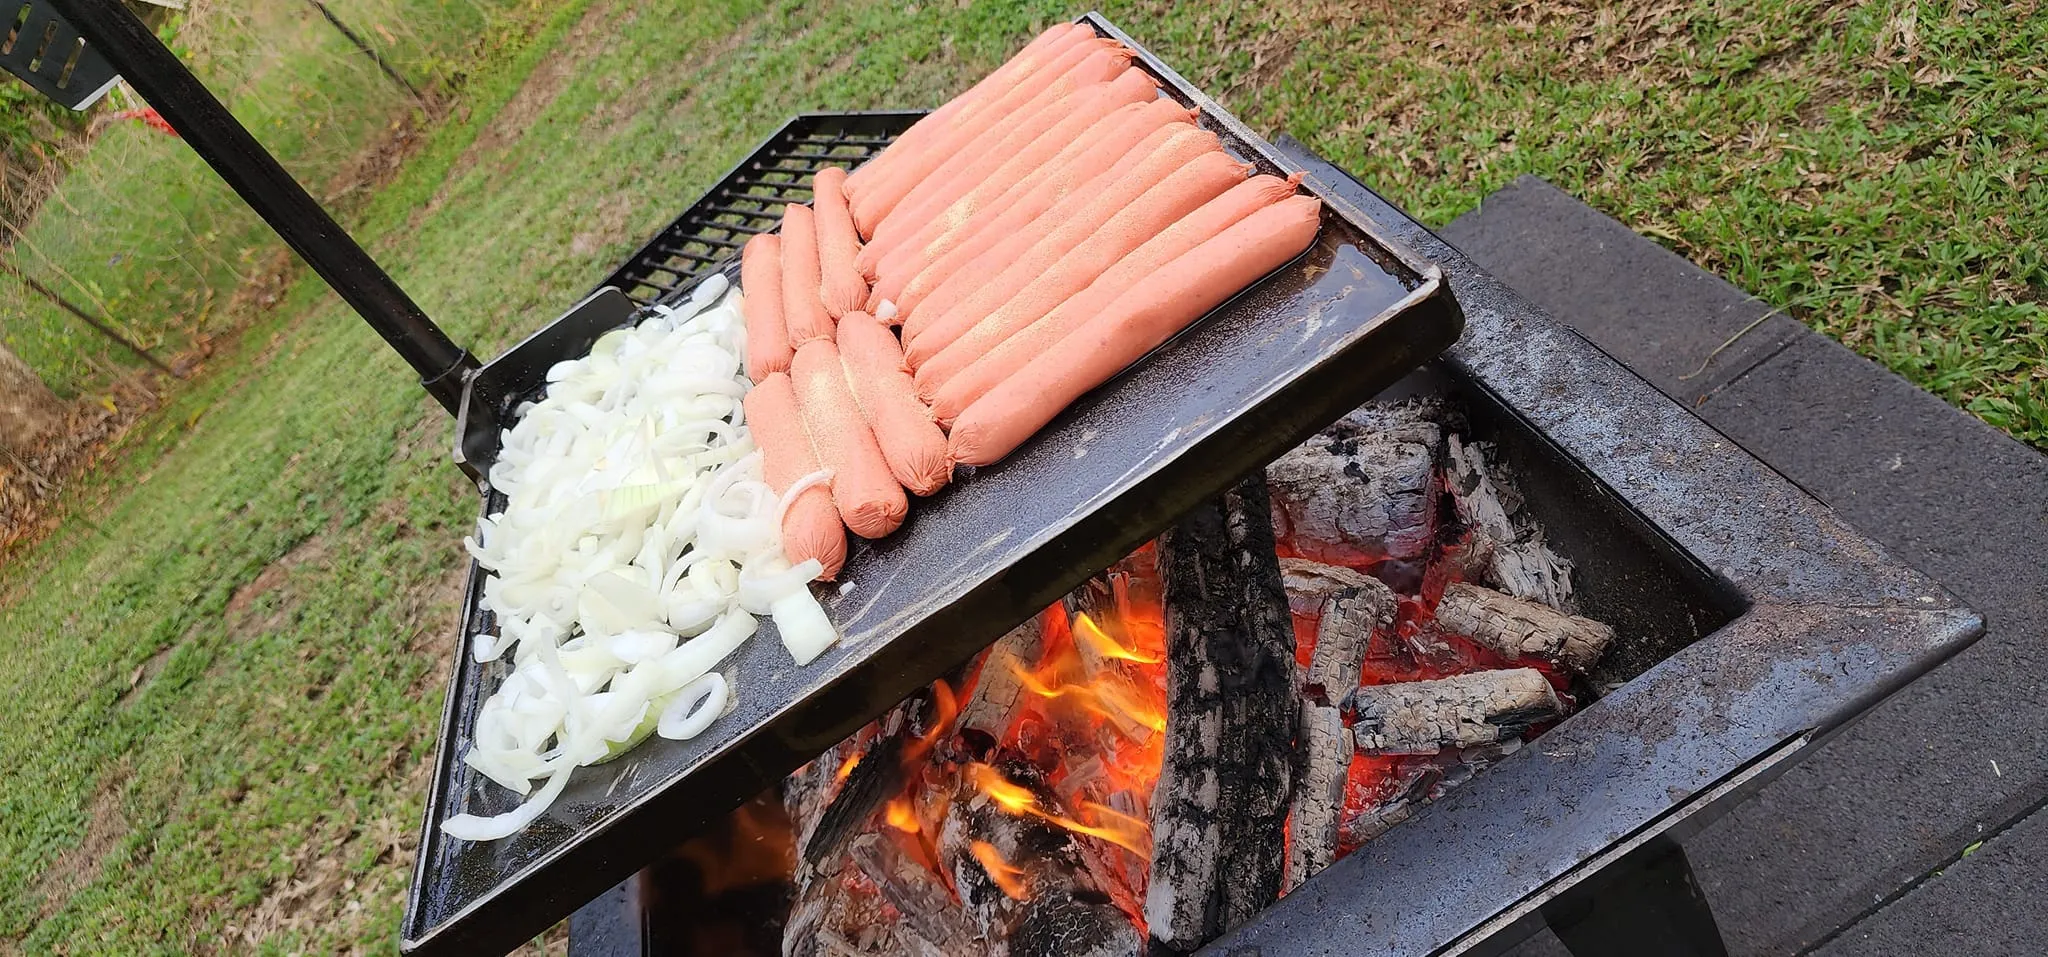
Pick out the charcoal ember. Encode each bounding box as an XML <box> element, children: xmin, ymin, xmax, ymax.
<box><xmin>1285</xmin><ymin>583</ymin><xmax>1397</xmax><ymax>892</ymax></box>
<box><xmin>1342</xmin><ymin>668</ymin><xmax>1565</xmax><ymax>755</ymax></box>
<box><xmin>1444</xmin><ymin>434</ymin><xmax>1575</xmax><ymax>610</ymax></box>
<box><xmin>939</xmin><ymin>758</ymin><xmax>1140</xmax><ymax>957</ymax></box>
<box><xmin>1435</xmin><ymin>581</ymin><xmax>1614</xmax><ymax>674</ymax></box>
<box><xmin>1265</xmin><ymin>398</ymin><xmax>1444</xmax><ymax>579</ymax></box>
<box><xmin>1340</xmin><ymin>742</ymin><xmax>1523</xmax><ymax>847</ymax></box>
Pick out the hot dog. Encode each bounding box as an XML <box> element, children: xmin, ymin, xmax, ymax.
<box><xmin>811</xmin><ymin>167</ymin><xmax>867</xmax><ymax>319</ymax></box>
<box><xmin>947</xmin><ymin>195</ymin><xmax>1323</xmax><ymax>466</ymax></box>
<box><xmin>791</xmin><ymin>340</ymin><xmax>909</xmax><ymax>538</ymax></box>
<box><xmin>845</xmin><ymin>23</ymin><xmax>1086</xmax><ymax>201</ymax></box>
<box><xmin>850</xmin><ymin>39</ymin><xmax>1129</xmax><ymax>237</ymax></box>
<box><xmin>901</xmin><ymin>122</ymin><xmax>1224</xmax><ymax>343</ymax></box>
<box><xmin>868</xmin><ymin>98</ymin><xmax>1194</xmax><ymax>314</ymax></box>
<box><xmin>919</xmin><ymin>173</ymin><xmax>1304</xmax><ymax>413</ymax></box>
<box><xmin>836</xmin><ymin>312</ymin><xmax>951</xmax><ymax>496</ymax></box>
<box><xmin>866</xmin><ymin>66</ymin><xmax>1161</xmax><ymax>262</ymax></box>
<box><xmin>744</xmin><ymin>372</ymin><xmax>847</xmax><ymax>579</ymax></box>
<box><xmin>903</xmin><ymin>148</ymin><xmax>1249</xmax><ymax>369</ymax></box>
<box><xmin>740</xmin><ymin>232</ymin><xmax>790</xmax><ymax>382</ymax></box>
<box><xmin>778</xmin><ymin>203</ymin><xmax>834</xmax><ymax>345</ymax></box>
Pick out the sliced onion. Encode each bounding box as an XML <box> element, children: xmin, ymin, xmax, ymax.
<box><xmin>657</xmin><ymin>673</ymin><xmax>729</xmax><ymax>740</ymax></box>
<box><xmin>771</xmin><ymin>589</ymin><xmax>837</xmax><ymax>665</ymax></box>
<box><xmin>441</xmin><ymin>759</ymin><xmax>573</xmax><ymax>842</ymax></box>
<box><xmin>451</xmin><ymin>283</ymin><xmax>838</xmax><ymax>842</ymax></box>
<box><xmin>738</xmin><ymin>556</ymin><xmax>824</xmax><ymax>615</ymax></box>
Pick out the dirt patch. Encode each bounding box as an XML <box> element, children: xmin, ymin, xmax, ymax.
<box><xmin>323</xmin><ymin>97</ymin><xmax>448</xmax><ymax>213</ymax></box>
<box><xmin>0</xmin><ymin>374</ymin><xmax>158</xmax><ymax>557</ymax></box>
<box><xmin>224</xmin><ymin>532</ymin><xmax>333</xmax><ymax>622</ymax></box>
<box><xmin>570</xmin><ymin>191</ymin><xmax>640</xmax><ymax>257</ymax></box>
<box><xmin>33</xmin><ymin>770</ymin><xmax>130</xmax><ymax>920</ymax></box>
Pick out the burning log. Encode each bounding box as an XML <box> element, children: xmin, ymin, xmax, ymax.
<box><xmin>1434</xmin><ymin>581</ymin><xmax>1614</xmax><ymax>674</ymax></box>
<box><xmin>938</xmin><ymin>758</ymin><xmax>1143</xmax><ymax>957</ymax></box>
<box><xmin>849</xmin><ymin>832</ymin><xmax>975</xmax><ymax>957</ymax></box>
<box><xmin>785</xmin><ymin>685</ymin><xmax>967</xmax><ymax>957</ymax></box>
<box><xmin>1286</xmin><ymin>582</ymin><xmax>1397</xmax><ymax>892</ymax></box>
<box><xmin>1444</xmin><ymin>433</ymin><xmax>1575</xmax><ymax>610</ymax></box>
<box><xmin>1148</xmin><ymin>476</ymin><xmax>1296</xmax><ymax>952</ymax></box>
<box><xmin>1265</xmin><ymin>399</ymin><xmax>1443</xmax><ymax>583</ymax></box>
<box><xmin>958</xmin><ymin>618</ymin><xmax>1044</xmax><ymax>745</ymax></box>
<box><xmin>784</xmin><ymin>729</ymin><xmax>900</xmax><ymax>957</ymax></box>
<box><xmin>1342</xmin><ymin>668</ymin><xmax>1565</xmax><ymax>755</ymax></box>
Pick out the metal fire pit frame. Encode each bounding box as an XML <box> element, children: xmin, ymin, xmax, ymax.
<box><xmin>1192</xmin><ymin>143</ymin><xmax>1984</xmax><ymax>956</ymax></box>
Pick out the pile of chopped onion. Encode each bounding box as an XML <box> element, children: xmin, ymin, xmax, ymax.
<box><xmin>442</xmin><ymin>275</ymin><xmax>837</xmax><ymax>843</ymax></box>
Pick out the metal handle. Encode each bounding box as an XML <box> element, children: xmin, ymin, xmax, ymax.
<box><xmin>44</xmin><ymin>0</ymin><xmax>477</xmax><ymax>414</ymax></box>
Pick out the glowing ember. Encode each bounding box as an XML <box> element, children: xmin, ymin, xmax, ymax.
<box><xmin>885</xmin><ymin>796</ymin><xmax>920</xmax><ymax>834</ymax></box>
<box><xmin>835</xmin><ymin>751</ymin><xmax>861</xmax><ymax>784</ymax></box>
<box><xmin>969</xmin><ymin>841</ymin><xmax>1030</xmax><ymax>900</ymax></box>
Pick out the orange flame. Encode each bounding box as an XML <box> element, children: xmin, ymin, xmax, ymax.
<box><xmin>968</xmin><ymin>762</ymin><xmax>1037</xmax><ymax>814</ymax></box>
<box><xmin>967</xmin><ymin>763</ymin><xmax>1152</xmax><ymax>860</ymax></box>
<box><xmin>1011</xmin><ymin>660</ymin><xmax>1167</xmax><ymax>736</ymax></box>
<box><xmin>970</xmin><ymin>840</ymin><xmax>1030</xmax><ymax>900</ymax></box>
<box><xmin>885</xmin><ymin>796</ymin><xmax>920</xmax><ymax>833</ymax></box>
<box><xmin>903</xmin><ymin>678</ymin><xmax>959</xmax><ymax>765</ymax></box>
<box><xmin>1073</xmin><ymin>612</ymin><xmax>1164</xmax><ymax>664</ymax></box>
<box><xmin>835</xmin><ymin>751</ymin><xmax>861</xmax><ymax>784</ymax></box>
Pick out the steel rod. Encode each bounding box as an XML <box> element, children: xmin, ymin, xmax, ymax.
<box><xmin>45</xmin><ymin>0</ymin><xmax>476</xmax><ymax>415</ymax></box>
<box><xmin>298</xmin><ymin>0</ymin><xmax>427</xmax><ymax>103</ymax></box>
<box><xmin>5</xmin><ymin>260</ymin><xmax>176</xmax><ymax>376</ymax></box>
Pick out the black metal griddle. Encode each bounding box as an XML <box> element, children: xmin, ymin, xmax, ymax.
<box><xmin>0</xmin><ymin>6</ymin><xmax>1457</xmax><ymax>955</ymax></box>
<box><xmin>410</xmin><ymin>15</ymin><xmax>1463</xmax><ymax>954</ymax></box>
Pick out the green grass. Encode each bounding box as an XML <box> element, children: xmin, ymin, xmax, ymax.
<box><xmin>1</xmin><ymin>0</ymin><xmax>513</xmax><ymax>399</ymax></box>
<box><xmin>1</xmin><ymin>0</ymin><xmax>2043</xmax><ymax>952</ymax></box>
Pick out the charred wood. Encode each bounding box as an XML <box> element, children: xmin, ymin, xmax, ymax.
<box><xmin>1286</xmin><ymin>582</ymin><xmax>1397</xmax><ymax>892</ymax></box>
<box><xmin>1343</xmin><ymin>668</ymin><xmax>1565</xmax><ymax>755</ymax></box>
<box><xmin>958</xmin><ymin>619</ymin><xmax>1044</xmax><ymax>746</ymax></box>
<box><xmin>784</xmin><ymin>725</ymin><xmax>898</xmax><ymax>957</ymax></box>
<box><xmin>1266</xmin><ymin>399</ymin><xmax>1444</xmax><ymax>583</ymax></box>
<box><xmin>1148</xmin><ymin>476</ymin><xmax>1295</xmax><ymax>952</ymax></box>
<box><xmin>1444</xmin><ymin>434</ymin><xmax>1575</xmax><ymax>610</ymax></box>
<box><xmin>1277</xmin><ymin>557</ymin><xmax>1382</xmax><ymax>617</ymax></box>
<box><xmin>850</xmin><ymin>832</ymin><xmax>976</xmax><ymax>957</ymax></box>
<box><xmin>1435</xmin><ymin>582</ymin><xmax>1614</xmax><ymax>674</ymax></box>
<box><xmin>1340</xmin><ymin>742</ymin><xmax>1523</xmax><ymax>847</ymax></box>
<box><xmin>799</xmin><ymin>702</ymin><xmax>912</xmax><ymax>873</ymax></box>
<box><xmin>939</xmin><ymin>758</ymin><xmax>1142</xmax><ymax>957</ymax></box>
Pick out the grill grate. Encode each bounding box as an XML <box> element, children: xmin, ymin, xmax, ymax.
<box><xmin>597</xmin><ymin>111</ymin><xmax>922</xmax><ymax>306</ymax></box>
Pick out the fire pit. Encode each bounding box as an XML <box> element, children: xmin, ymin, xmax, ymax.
<box><xmin>1</xmin><ymin>4</ymin><xmax>1973</xmax><ymax>953</ymax></box>
<box><xmin>554</xmin><ymin>107</ymin><xmax>1980</xmax><ymax>957</ymax></box>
